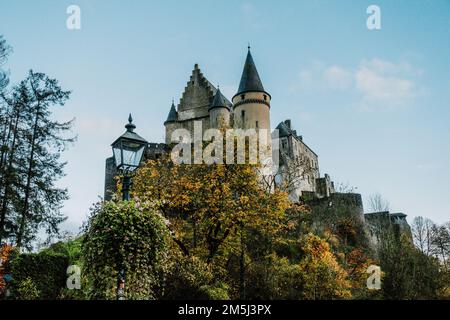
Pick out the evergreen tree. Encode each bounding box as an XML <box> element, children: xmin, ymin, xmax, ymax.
<box><xmin>0</xmin><ymin>67</ymin><xmax>75</xmax><ymax>249</ymax></box>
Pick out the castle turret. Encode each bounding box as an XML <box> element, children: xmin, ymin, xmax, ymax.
<box><xmin>164</xmin><ymin>100</ymin><xmax>178</xmax><ymax>144</ymax></box>
<box><xmin>209</xmin><ymin>87</ymin><xmax>230</xmax><ymax>129</ymax></box>
<box><xmin>232</xmin><ymin>47</ymin><xmax>271</xmax><ymax>132</ymax></box>
<box><xmin>232</xmin><ymin>47</ymin><xmax>272</xmax><ymax>166</ymax></box>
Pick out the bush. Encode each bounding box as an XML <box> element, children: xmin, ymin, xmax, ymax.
<box><xmin>199</xmin><ymin>282</ymin><xmax>230</xmax><ymax>300</ymax></box>
<box><xmin>41</xmin><ymin>236</ymin><xmax>83</xmax><ymax>265</ymax></box>
<box><xmin>38</xmin><ymin>236</ymin><xmax>87</xmax><ymax>299</ymax></box>
<box><xmin>163</xmin><ymin>254</ymin><xmax>230</xmax><ymax>300</ymax></box>
<box><xmin>82</xmin><ymin>200</ymin><xmax>170</xmax><ymax>300</ymax></box>
<box><xmin>10</xmin><ymin>252</ymin><xmax>69</xmax><ymax>299</ymax></box>
<box><xmin>14</xmin><ymin>278</ymin><xmax>40</xmax><ymax>300</ymax></box>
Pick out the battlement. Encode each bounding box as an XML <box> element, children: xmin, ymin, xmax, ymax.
<box><xmin>364</xmin><ymin>211</ymin><xmax>412</xmax><ymax>248</ymax></box>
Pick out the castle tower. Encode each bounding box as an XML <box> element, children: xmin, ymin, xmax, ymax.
<box><xmin>209</xmin><ymin>87</ymin><xmax>230</xmax><ymax>129</ymax></box>
<box><xmin>232</xmin><ymin>47</ymin><xmax>272</xmax><ymax>166</ymax></box>
<box><xmin>164</xmin><ymin>100</ymin><xmax>178</xmax><ymax>145</ymax></box>
<box><xmin>232</xmin><ymin>47</ymin><xmax>271</xmax><ymax>131</ymax></box>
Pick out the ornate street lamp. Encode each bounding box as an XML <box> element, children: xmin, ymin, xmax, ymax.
<box><xmin>111</xmin><ymin>114</ymin><xmax>148</xmax><ymax>200</ymax></box>
<box><xmin>111</xmin><ymin>114</ymin><xmax>147</xmax><ymax>300</ymax></box>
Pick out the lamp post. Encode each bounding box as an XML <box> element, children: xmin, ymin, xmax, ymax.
<box><xmin>111</xmin><ymin>114</ymin><xmax>147</xmax><ymax>300</ymax></box>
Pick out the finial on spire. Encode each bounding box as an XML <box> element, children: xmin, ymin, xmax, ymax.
<box><xmin>234</xmin><ymin>43</ymin><xmax>269</xmax><ymax>99</ymax></box>
<box><xmin>248</xmin><ymin>42</ymin><xmax>251</xmax><ymax>51</ymax></box>
<box><xmin>125</xmin><ymin>113</ymin><xmax>136</xmax><ymax>132</ymax></box>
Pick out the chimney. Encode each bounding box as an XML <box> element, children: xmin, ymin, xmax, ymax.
<box><xmin>284</xmin><ymin>119</ymin><xmax>291</xmax><ymax>129</ymax></box>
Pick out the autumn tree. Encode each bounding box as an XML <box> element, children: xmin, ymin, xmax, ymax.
<box><xmin>131</xmin><ymin>154</ymin><xmax>290</xmax><ymax>299</ymax></box>
<box><xmin>132</xmin><ymin>157</ymin><xmax>290</xmax><ymax>263</ymax></box>
<box><xmin>242</xmin><ymin>233</ymin><xmax>353</xmax><ymax>300</ymax></box>
<box><xmin>294</xmin><ymin>234</ymin><xmax>352</xmax><ymax>299</ymax></box>
<box><xmin>0</xmin><ymin>243</ymin><xmax>14</xmax><ymax>297</ymax></box>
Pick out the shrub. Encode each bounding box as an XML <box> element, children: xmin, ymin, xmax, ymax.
<box><xmin>10</xmin><ymin>252</ymin><xmax>69</xmax><ymax>299</ymax></box>
<box><xmin>199</xmin><ymin>282</ymin><xmax>230</xmax><ymax>300</ymax></box>
<box><xmin>163</xmin><ymin>254</ymin><xmax>216</xmax><ymax>299</ymax></box>
<box><xmin>82</xmin><ymin>200</ymin><xmax>170</xmax><ymax>300</ymax></box>
<box><xmin>14</xmin><ymin>278</ymin><xmax>40</xmax><ymax>300</ymax></box>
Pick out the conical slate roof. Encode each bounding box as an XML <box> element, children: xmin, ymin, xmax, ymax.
<box><xmin>209</xmin><ymin>88</ymin><xmax>230</xmax><ymax>110</ymax></box>
<box><xmin>235</xmin><ymin>48</ymin><xmax>268</xmax><ymax>98</ymax></box>
<box><xmin>164</xmin><ymin>101</ymin><xmax>178</xmax><ymax>124</ymax></box>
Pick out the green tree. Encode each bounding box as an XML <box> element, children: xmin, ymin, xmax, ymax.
<box><xmin>380</xmin><ymin>233</ymin><xmax>445</xmax><ymax>299</ymax></box>
<box><xmin>0</xmin><ymin>69</ymin><xmax>75</xmax><ymax>248</ymax></box>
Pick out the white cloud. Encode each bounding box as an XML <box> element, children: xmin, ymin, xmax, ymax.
<box><xmin>355</xmin><ymin>59</ymin><xmax>419</xmax><ymax>108</ymax></box>
<box><xmin>291</xmin><ymin>58</ymin><xmax>423</xmax><ymax>111</ymax></box>
<box><xmin>324</xmin><ymin>65</ymin><xmax>353</xmax><ymax>91</ymax></box>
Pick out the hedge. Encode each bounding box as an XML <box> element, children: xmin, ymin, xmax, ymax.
<box><xmin>10</xmin><ymin>252</ymin><xmax>69</xmax><ymax>299</ymax></box>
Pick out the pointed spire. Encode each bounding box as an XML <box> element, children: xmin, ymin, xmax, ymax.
<box><xmin>125</xmin><ymin>113</ymin><xmax>136</xmax><ymax>132</ymax></box>
<box><xmin>210</xmin><ymin>87</ymin><xmax>229</xmax><ymax>110</ymax></box>
<box><xmin>165</xmin><ymin>100</ymin><xmax>178</xmax><ymax>124</ymax></box>
<box><xmin>235</xmin><ymin>47</ymin><xmax>267</xmax><ymax>98</ymax></box>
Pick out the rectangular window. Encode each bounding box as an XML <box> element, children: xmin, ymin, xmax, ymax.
<box><xmin>256</xmin><ymin>121</ymin><xmax>259</xmax><ymax>128</ymax></box>
<box><xmin>241</xmin><ymin>110</ymin><xmax>245</xmax><ymax>123</ymax></box>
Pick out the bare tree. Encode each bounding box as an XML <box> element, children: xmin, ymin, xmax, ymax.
<box><xmin>334</xmin><ymin>182</ymin><xmax>357</xmax><ymax>194</ymax></box>
<box><xmin>411</xmin><ymin>216</ymin><xmax>435</xmax><ymax>256</ymax></box>
<box><xmin>430</xmin><ymin>224</ymin><xmax>450</xmax><ymax>268</ymax></box>
<box><xmin>368</xmin><ymin>193</ymin><xmax>390</xmax><ymax>212</ymax></box>
<box><xmin>270</xmin><ymin>152</ymin><xmax>315</xmax><ymax>197</ymax></box>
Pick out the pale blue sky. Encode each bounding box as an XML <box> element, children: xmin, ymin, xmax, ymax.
<box><xmin>1</xmin><ymin>0</ymin><xmax>449</xmax><ymax>234</ymax></box>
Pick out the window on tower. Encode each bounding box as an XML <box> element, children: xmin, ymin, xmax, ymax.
<box><xmin>241</xmin><ymin>110</ymin><xmax>245</xmax><ymax>123</ymax></box>
<box><xmin>241</xmin><ymin>94</ymin><xmax>245</xmax><ymax>100</ymax></box>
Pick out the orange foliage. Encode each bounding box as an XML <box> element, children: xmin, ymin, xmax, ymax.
<box><xmin>0</xmin><ymin>244</ymin><xmax>14</xmax><ymax>293</ymax></box>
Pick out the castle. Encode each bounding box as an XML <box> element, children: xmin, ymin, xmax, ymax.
<box><xmin>104</xmin><ymin>48</ymin><xmax>411</xmax><ymax>248</ymax></box>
